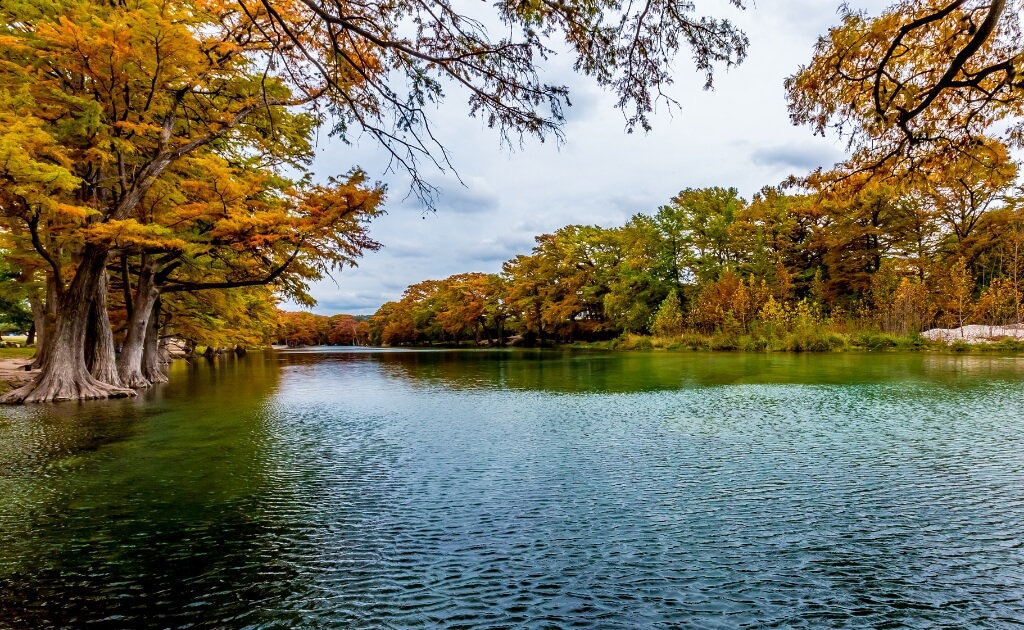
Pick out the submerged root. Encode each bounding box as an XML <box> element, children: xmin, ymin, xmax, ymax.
<box><xmin>0</xmin><ymin>372</ymin><xmax>136</xmax><ymax>403</ymax></box>
<box><xmin>118</xmin><ymin>369</ymin><xmax>152</xmax><ymax>389</ymax></box>
<box><xmin>143</xmin><ymin>366</ymin><xmax>169</xmax><ymax>385</ymax></box>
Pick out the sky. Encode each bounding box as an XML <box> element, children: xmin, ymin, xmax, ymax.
<box><xmin>298</xmin><ymin>0</ymin><xmax>893</xmax><ymax>316</ymax></box>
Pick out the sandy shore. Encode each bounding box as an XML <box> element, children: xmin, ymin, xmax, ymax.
<box><xmin>0</xmin><ymin>358</ymin><xmax>37</xmax><ymax>386</ymax></box>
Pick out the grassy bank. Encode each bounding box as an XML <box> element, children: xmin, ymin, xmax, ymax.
<box><xmin>569</xmin><ymin>331</ymin><xmax>1024</xmax><ymax>353</ymax></box>
<box><xmin>0</xmin><ymin>347</ymin><xmax>35</xmax><ymax>359</ymax></box>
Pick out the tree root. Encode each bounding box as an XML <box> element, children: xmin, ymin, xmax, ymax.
<box><xmin>118</xmin><ymin>369</ymin><xmax>152</xmax><ymax>389</ymax></box>
<box><xmin>0</xmin><ymin>372</ymin><xmax>136</xmax><ymax>403</ymax></box>
<box><xmin>144</xmin><ymin>368</ymin><xmax>169</xmax><ymax>385</ymax></box>
<box><xmin>91</xmin><ymin>364</ymin><xmax>124</xmax><ymax>389</ymax></box>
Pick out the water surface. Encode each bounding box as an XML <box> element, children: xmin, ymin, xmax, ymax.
<box><xmin>2</xmin><ymin>350</ymin><xmax>1024</xmax><ymax>627</ymax></box>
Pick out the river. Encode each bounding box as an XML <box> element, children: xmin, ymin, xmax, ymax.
<box><xmin>2</xmin><ymin>349</ymin><xmax>1024</xmax><ymax>627</ymax></box>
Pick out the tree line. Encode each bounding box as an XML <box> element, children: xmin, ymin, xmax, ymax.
<box><xmin>367</xmin><ymin>176</ymin><xmax>1024</xmax><ymax>348</ymax></box>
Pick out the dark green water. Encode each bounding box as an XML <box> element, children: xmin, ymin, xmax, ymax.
<box><xmin>3</xmin><ymin>349</ymin><xmax>1024</xmax><ymax>627</ymax></box>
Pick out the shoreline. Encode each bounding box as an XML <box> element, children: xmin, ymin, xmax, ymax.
<box><xmin>0</xmin><ymin>358</ymin><xmax>36</xmax><ymax>396</ymax></box>
<box><xmin>6</xmin><ymin>333</ymin><xmax>1023</xmax><ymax>394</ymax></box>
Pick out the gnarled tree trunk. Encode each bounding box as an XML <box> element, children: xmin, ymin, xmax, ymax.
<box><xmin>29</xmin><ymin>274</ymin><xmax>58</xmax><ymax>370</ymax></box>
<box><xmin>1</xmin><ymin>247</ymin><xmax>135</xmax><ymax>403</ymax></box>
<box><xmin>85</xmin><ymin>270</ymin><xmax>123</xmax><ymax>387</ymax></box>
<box><xmin>117</xmin><ymin>256</ymin><xmax>159</xmax><ymax>388</ymax></box>
<box><xmin>142</xmin><ymin>295</ymin><xmax>168</xmax><ymax>384</ymax></box>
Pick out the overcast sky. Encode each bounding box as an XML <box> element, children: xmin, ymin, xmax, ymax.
<box><xmin>299</xmin><ymin>0</ymin><xmax>892</xmax><ymax>316</ymax></box>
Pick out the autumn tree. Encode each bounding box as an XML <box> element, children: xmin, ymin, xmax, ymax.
<box><xmin>941</xmin><ymin>257</ymin><xmax>976</xmax><ymax>331</ymax></box>
<box><xmin>659</xmin><ymin>187</ymin><xmax>746</xmax><ymax>283</ymax></box>
<box><xmin>0</xmin><ymin>0</ymin><xmax>383</xmax><ymax>402</ymax></box>
<box><xmin>164</xmin><ymin>287</ymin><xmax>281</xmax><ymax>352</ymax></box>
<box><xmin>786</xmin><ymin>0</ymin><xmax>1024</xmax><ymax>180</ymax></box>
<box><xmin>502</xmin><ymin>254</ymin><xmax>549</xmax><ymax>345</ymax></box>
<box><xmin>109</xmin><ymin>163</ymin><xmax>381</xmax><ymax>387</ymax></box>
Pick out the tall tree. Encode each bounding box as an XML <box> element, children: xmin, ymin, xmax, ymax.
<box><xmin>0</xmin><ymin>0</ymin><xmax>381</xmax><ymax>402</ymax></box>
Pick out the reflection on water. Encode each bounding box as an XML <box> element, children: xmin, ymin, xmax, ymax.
<box><xmin>2</xmin><ymin>349</ymin><xmax>1024</xmax><ymax>627</ymax></box>
<box><xmin>280</xmin><ymin>346</ymin><xmax>1024</xmax><ymax>391</ymax></box>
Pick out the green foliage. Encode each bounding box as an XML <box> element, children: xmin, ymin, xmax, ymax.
<box><xmin>0</xmin><ymin>256</ymin><xmax>32</xmax><ymax>334</ymax></box>
<box><xmin>650</xmin><ymin>290</ymin><xmax>684</xmax><ymax>337</ymax></box>
<box><xmin>370</xmin><ymin>172</ymin><xmax>1024</xmax><ymax>353</ymax></box>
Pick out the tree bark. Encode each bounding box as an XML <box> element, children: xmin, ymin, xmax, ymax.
<box><xmin>85</xmin><ymin>269</ymin><xmax>123</xmax><ymax>387</ymax></box>
<box><xmin>1</xmin><ymin>247</ymin><xmax>135</xmax><ymax>403</ymax></box>
<box><xmin>117</xmin><ymin>255</ymin><xmax>159</xmax><ymax>388</ymax></box>
<box><xmin>29</xmin><ymin>274</ymin><xmax>57</xmax><ymax>370</ymax></box>
<box><xmin>142</xmin><ymin>295</ymin><xmax>168</xmax><ymax>384</ymax></box>
<box><xmin>28</xmin><ymin>296</ymin><xmax>44</xmax><ymax>349</ymax></box>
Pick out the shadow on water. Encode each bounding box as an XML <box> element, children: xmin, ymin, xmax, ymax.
<box><xmin>0</xmin><ymin>353</ymin><xmax>305</xmax><ymax>628</ymax></box>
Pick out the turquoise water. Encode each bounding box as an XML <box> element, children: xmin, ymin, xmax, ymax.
<box><xmin>2</xmin><ymin>350</ymin><xmax>1024</xmax><ymax>627</ymax></box>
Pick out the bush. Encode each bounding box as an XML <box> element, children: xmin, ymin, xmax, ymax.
<box><xmin>679</xmin><ymin>333</ymin><xmax>712</xmax><ymax>350</ymax></box>
<box><xmin>988</xmin><ymin>338</ymin><xmax>1024</xmax><ymax>353</ymax></box>
<box><xmin>784</xmin><ymin>330</ymin><xmax>847</xmax><ymax>352</ymax></box>
<box><xmin>709</xmin><ymin>332</ymin><xmax>739</xmax><ymax>351</ymax></box>
<box><xmin>614</xmin><ymin>334</ymin><xmax>654</xmax><ymax>350</ymax></box>
<box><xmin>854</xmin><ymin>331</ymin><xmax>900</xmax><ymax>351</ymax></box>
<box><xmin>739</xmin><ymin>335</ymin><xmax>770</xmax><ymax>352</ymax></box>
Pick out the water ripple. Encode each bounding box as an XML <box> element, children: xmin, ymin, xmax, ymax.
<box><xmin>1</xmin><ymin>352</ymin><xmax>1024</xmax><ymax>627</ymax></box>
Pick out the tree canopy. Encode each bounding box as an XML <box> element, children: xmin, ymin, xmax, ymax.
<box><xmin>255</xmin><ymin>0</ymin><xmax>750</xmax><ymax>195</ymax></box>
<box><xmin>786</xmin><ymin>1</ymin><xmax>1024</xmax><ymax>182</ymax></box>
<box><xmin>368</xmin><ymin>173</ymin><xmax>1024</xmax><ymax>349</ymax></box>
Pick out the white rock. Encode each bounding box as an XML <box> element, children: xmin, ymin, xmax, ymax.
<box><xmin>920</xmin><ymin>324</ymin><xmax>1024</xmax><ymax>344</ymax></box>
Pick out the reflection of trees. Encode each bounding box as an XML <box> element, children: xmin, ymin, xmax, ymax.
<box><xmin>314</xmin><ymin>349</ymin><xmax>1024</xmax><ymax>394</ymax></box>
<box><xmin>0</xmin><ymin>354</ymin><xmax>291</xmax><ymax>627</ymax></box>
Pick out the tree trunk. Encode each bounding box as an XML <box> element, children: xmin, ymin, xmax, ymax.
<box><xmin>142</xmin><ymin>295</ymin><xmax>168</xmax><ymax>384</ymax></box>
<box><xmin>85</xmin><ymin>269</ymin><xmax>123</xmax><ymax>387</ymax></box>
<box><xmin>26</xmin><ymin>324</ymin><xmax>35</xmax><ymax>347</ymax></box>
<box><xmin>117</xmin><ymin>256</ymin><xmax>159</xmax><ymax>388</ymax></box>
<box><xmin>1</xmin><ymin>247</ymin><xmax>135</xmax><ymax>403</ymax></box>
<box><xmin>29</xmin><ymin>275</ymin><xmax>57</xmax><ymax>370</ymax></box>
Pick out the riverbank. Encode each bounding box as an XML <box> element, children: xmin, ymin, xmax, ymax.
<box><xmin>577</xmin><ymin>330</ymin><xmax>1024</xmax><ymax>353</ymax></box>
<box><xmin>284</xmin><ymin>333</ymin><xmax>1024</xmax><ymax>353</ymax></box>
<box><xmin>0</xmin><ymin>350</ymin><xmax>37</xmax><ymax>396</ymax></box>
<box><xmin>5</xmin><ymin>331</ymin><xmax>1023</xmax><ymax>395</ymax></box>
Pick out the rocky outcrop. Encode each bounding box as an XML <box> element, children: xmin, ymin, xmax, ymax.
<box><xmin>921</xmin><ymin>324</ymin><xmax>1024</xmax><ymax>344</ymax></box>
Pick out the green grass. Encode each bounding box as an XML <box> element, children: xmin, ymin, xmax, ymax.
<box><xmin>0</xmin><ymin>347</ymin><xmax>34</xmax><ymax>359</ymax></box>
